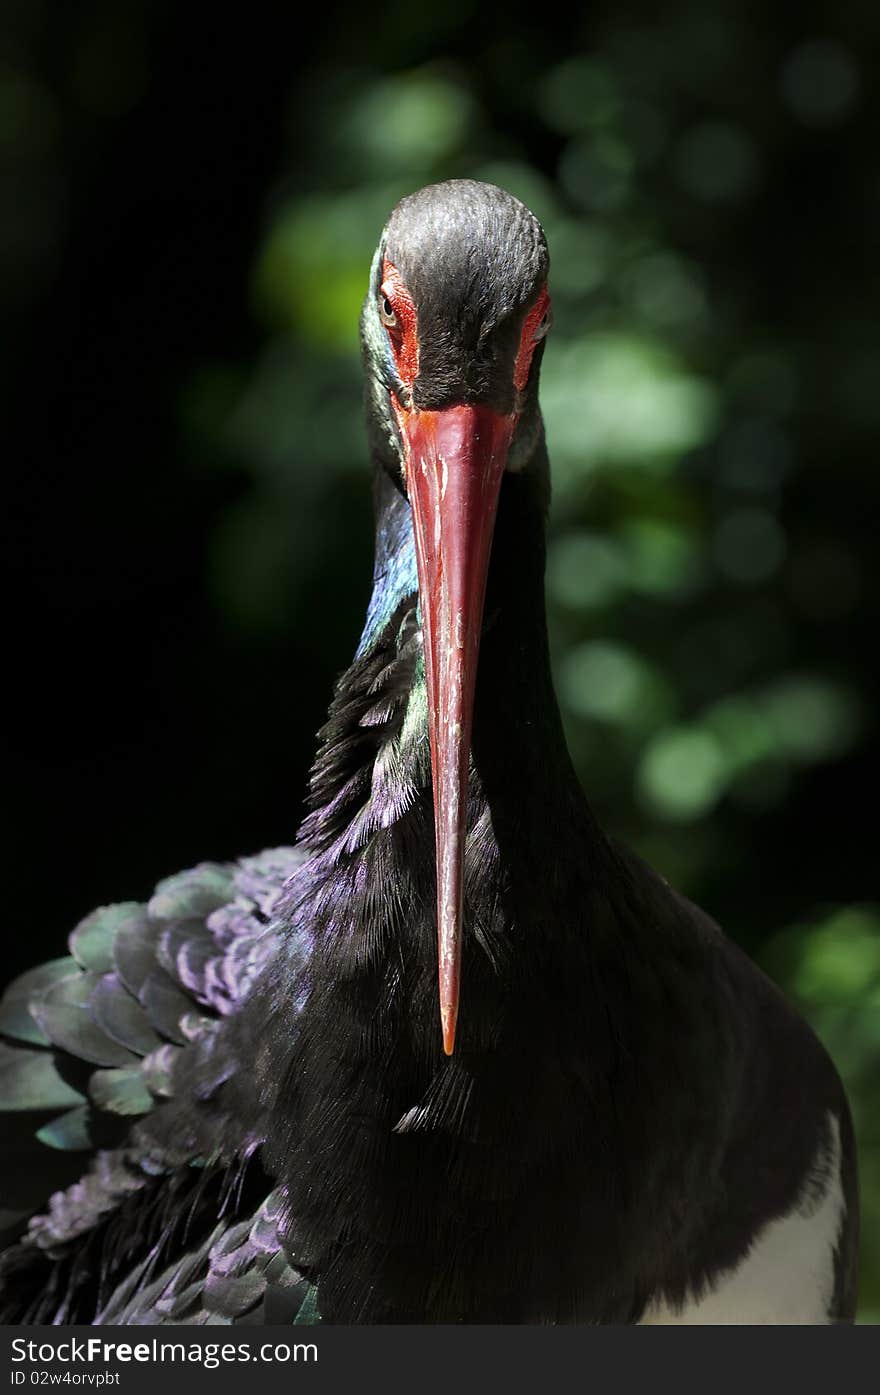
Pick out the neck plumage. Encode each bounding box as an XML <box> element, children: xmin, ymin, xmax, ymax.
<box><xmin>288</xmin><ymin>439</ymin><xmax>615</xmax><ymax>1014</ymax></box>
<box><xmin>303</xmin><ymin>443</ymin><xmax>595</xmax><ymax>864</ymax></box>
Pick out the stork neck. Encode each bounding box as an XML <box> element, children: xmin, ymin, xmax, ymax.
<box><xmin>356</xmin><ymin>471</ymin><xmax>417</xmax><ymax>658</ymax></box>
<box><xmin>359</xmin><ymin>444</ymin><xmax>589</xmax><ymax>826</ymax></box>
<box><xmin>471</xmin><ymin>451</ymin><xmax>593</xmax><ymax>842</ymax></box>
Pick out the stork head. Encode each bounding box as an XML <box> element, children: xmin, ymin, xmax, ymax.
<box><xmin>361</xmin><ymin>180</ymin><xmax>552</xmax><ymax>1055</ymax></box>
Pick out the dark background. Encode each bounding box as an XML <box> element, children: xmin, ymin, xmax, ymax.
<box><xmin>3</xmin><ymin>0</ymin><xmax>878</xmax><ymax>1314</ymax></box>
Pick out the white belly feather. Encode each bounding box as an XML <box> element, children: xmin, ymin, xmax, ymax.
<box><xmin>640</xmin><ymin>1112</ymin><xmax>846</xmax><ymax>1324</ymax></box>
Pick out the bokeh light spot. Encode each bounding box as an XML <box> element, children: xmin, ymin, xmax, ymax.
<box><xmin>760</xmin><ymin>677</ymin><xmax>859</xmax><ymax>762</ymax></box>
<box><xmin>547</xmin><ymin>219</ymin><xmax>610</xmax><ymax>296</ymax></box>
<box><xmin>547</xmin><ymin>532</ymin><xmax>626</xmax><ymax>610</ymax></box>
<box><xmin>537</xmin><ymin>58</ymin><xmax>618</xmax><ymax>134</ymax></box>
<box><xmin>542</xmin><ymin>333</ymin><xmax>719</xmax><ymax>487</ymax></box>
<box><xmin>714</xmin><ymin>508</ymin><xmax>786</xmax><ymax>584</ymax></box>
<box><xmin>625</xmin><ymin>251</ymin><xmax>707</xmax><ymax>330</ymax></box>
<box><xmin>781</xmin><ymin>40</ymin><xmax>859</xmax><ymax>127</ymax></box>
<box><xmin>559</xmin><ymin>136</ymin><xmax>633</xmax><ymax>212</ymax></box>
<box><xmin>638</xmin><ymin>726</ymin><xmax>727</xmax><ymax>820</ymax></box>
<box><xmin>673</xmin><ymin>121</ymin><xmax>758</xmax><ymax>204</ymax></box>
<box><xmin>716</xmin><ymin>419</ymin><xmax>792</xmax><ymax>494</ymax></box>
<box><xmin>622</xmin><ymin>518</ymin><xmax>704</xmax><ymax>598</ymax></box>
<box><xmin>342</xmin><ymin>71</ymin><xmax>473</xmax><ymax>171</ymax></box>
<box><xmin>795</xmin><ymin>910</ymin><xmax>880</xmax><ymax>1001</ymax></box>
<box><xmin>561</xmin><ymin>640</ymin><xmax>673</xmax><ymax>729</ymax></box>
<box><xmin>726</xmin><ymin>352</ymin><xmax>798</xmax><ymax>418</ymax></box>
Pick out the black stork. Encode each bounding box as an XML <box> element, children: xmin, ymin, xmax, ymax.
<box><xmin>0</xmin><ymin>180</ymin><xmax>858</xmax><ymax>1325</ymax></box>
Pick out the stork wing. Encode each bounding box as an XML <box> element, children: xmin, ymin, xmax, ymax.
<box><xmin>0</xmin><ymin>846</ymin><xmax>318</xmax><ymax>1325</ymax></box>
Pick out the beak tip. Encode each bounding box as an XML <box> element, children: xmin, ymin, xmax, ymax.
<box><xmin>440</xmin><ymin>929</ymin><xmax>460</xmax><ymax>1055</ymax></box>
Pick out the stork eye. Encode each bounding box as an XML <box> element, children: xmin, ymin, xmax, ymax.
<box><xmin>533</xmin><ymin>308</ymin><xmax>552</xmax><ymax>341</ymax></box>
<box><xmin>380</xmin><ymin>295</ymin><xmax>398</xmax><ymax>328</ymax></box>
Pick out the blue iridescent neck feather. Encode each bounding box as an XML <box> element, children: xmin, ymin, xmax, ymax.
<box><xmin>356</xmin><ymin>474</ymin><xmax>418</xmax><ymax>658</ymax></box>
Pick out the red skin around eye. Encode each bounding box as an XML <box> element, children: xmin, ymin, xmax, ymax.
<box><xmin>513</xmin><ymin>285</ymin><xmax>551</xmax><ymax>392</ymax></box>
<box><xmin>381</xmin><ymin>257</ymin><xmax>419</xmax><ymax>388</ymax></box>
<box><xmin>381</xmin><ymin>262</ymin><xmax>549</xmax><ymax>398</ymax></box>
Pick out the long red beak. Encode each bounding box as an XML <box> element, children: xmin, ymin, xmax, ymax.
<box><xmin>399</xmin><ymin>403</ymin><xmax>515</xmax><ymax>1054</ymax></box>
